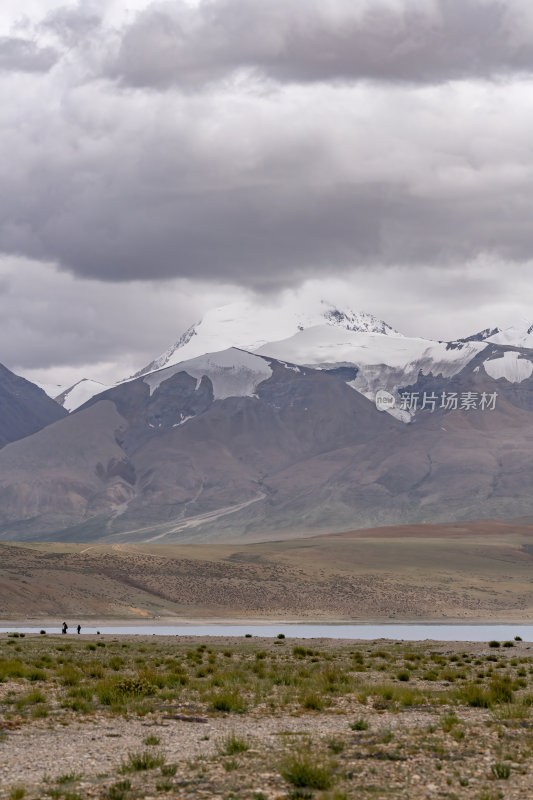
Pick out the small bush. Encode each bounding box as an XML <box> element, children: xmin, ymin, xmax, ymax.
<box><xmin>210</xmin><ymin>691</ymin><xmax>247</xmax><ymax>713</ymax></box>
<box><xmin>279</xmin><ymin>746</ymin><xmax>335</xmax><ymax>790</ymax></box>
<box><xmin>301</xmin><ymin>693</ymin><xmax>324</xmax><ymax>711</ymax></box>
<box><xmin>107</xmin><ymin>779</ymin><xmax>131</xmax><ymax>800</ymax></box>
<box><xmin>491</xmin><ymin>762</ymin><xmax>511</xmax><ymax>780</ymax></box>
<box><xmin>350</xmin><ymin>718</ymin><xmax>369</xmax><ymax>731</ymax></box>
<box><xmin>277</xmin><ymin>633</ymin><xmax>285</xmax><ymax>639</ymax></box>
<box><xmin>218</xmin><ymin>731</ymin><xmax>249</xmax><ymax>755</ymax></box>
<box><xmin>457</xmin><ymin>684</ymin><xmax>491</xmax><ymax>708</ymax></box>
<box><xmin>489</xmin><ymin>675</ymin><xmax>514</xmax><ymax>704</ymax></box>
<box><xmin>120</xmin><ymin>750</ymin><xmax>165</xmax><ymax>773</ymax></box>
<box><xmin>160</xmin><ymin>764</ymin><xmax>177</xmax><ymax>777</ymax></box>
<box><xmin>143</xmin><ymin>734</ymin><xmax>160</xmax><ymax>746</ymax></box>
<box><xmin>9</xmin><ymin>786</ymin><xmax>25</xmax><ymax>800</ymax></box>
<box><xmin>40</xmin><ymin>630</ymin><xmax>46</xmax><ymax>635</ymax></box>
<box><xmin>116</xmin><ymin>676</ymin><xmax>154</xmax><ymax>697</ymax></box>
<box><xmin>488</xmin><ymin>641</ymin><xmax>501</xmax><ymax>648</ymax></box>
<box><xmin>56</xmin><ymin>772</ymin><xmax>82</xmax><ymax>785</ymax></box>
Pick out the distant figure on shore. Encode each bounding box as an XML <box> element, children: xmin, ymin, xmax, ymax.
<box><xmin>62</xmin><ymin>622</ymin><xmax>68</xmax><ymax>634</ymax></box>
<box><xmin>77</xmin><ymin>624</ymin><xmax>81</xmax><ymax>634</ymax></box>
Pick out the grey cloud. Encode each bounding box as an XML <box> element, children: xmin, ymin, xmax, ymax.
<box><xmin>42</xmin><ymin>5</ymin><xmax>102</xmax><ymax>48</ymax></box>
<box><xmin>108</xmin><ymin>0</ymin><xmax>533</xmax><ymax>89</ymax></box>
<box><xmin>3</xmin><ymin>168</ymin><xmax>533</xmax><ymax>288</ymax></box>
<box><xmin>0</xmin><ymin>36</ymin><xmax>59</xmax><ymax>73</ymax></box>
<box><xmin>1</xmin><ymin>3</ymin><xmax>533</xmax><ymax>291</ymax></box>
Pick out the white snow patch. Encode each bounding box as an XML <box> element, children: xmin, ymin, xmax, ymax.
<box><xmin>487</xmin><ymin>319</ymin><xmax>533</xmax><ymax>348</ymax></box>
<box><xmin>172</xmin><ymin>415</ymin><xmax>194</xmax><ymax>427</ymax></box>
<box><xmin>254</xmin><ymin>325</ymin><xmax>485</xmax><ymax>372</ymax></box>
<box><xmin>57</xmin><ymin>379</ymin><xmax>110</xmax><ymax>412</ymax></box>
<box><xmin>142</xmin><ymin>348</ymin><xmax>273</xmax><ymax>399</ymax></box>
<box><xmin>483</xmin><ymin>351</ymin><xmax>533</xmax><ymax>383</ymax></box>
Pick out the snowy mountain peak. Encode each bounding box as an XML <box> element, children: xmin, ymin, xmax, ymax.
<box><xmin>486</xmin><ymin>319</ymin><xmax>533</xmax><ymax>348</ymax></box>
<box><xmin>319</xmin><ymin>302</ymin><xmax>400</xmax><ymax>336</ymax></box>
<box><xmin>135</xmin><ymin>298</ymin><xmax>400</xmax><ymax>376</ymax></box>
<box><xmin>457</xmin><ymin>326</ymin><xmax>502</xmax><ymax>343</ymax></box>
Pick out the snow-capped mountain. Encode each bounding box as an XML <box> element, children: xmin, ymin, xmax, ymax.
<box><xmin>55</xmin><ymin>379</ymin><xmax>110</xmax><ymax>412</ymax></box>
<box><xmin>134</xmin><ymin>298</ymin><xmax>401</xmax><ymax>377</ymax></box>
<box><xmin>485</xmin><ymin>319</ymin><xmax>533</xmax><ymax>348</ymax></box>
<box><xmin>48</xmin><ymin>298</ymin><xmax>533</xmax><ymax>415</ymax></box>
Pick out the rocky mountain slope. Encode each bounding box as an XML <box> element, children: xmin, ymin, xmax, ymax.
<box><xmin>1</xmin><ymin>340</ymin><xmax>533</xmax><ymax>543</ymax></box>
<box><xmin>0</xmin><ymin>362</ymin><xmax>67</xmax><ymax>448</ymax></box>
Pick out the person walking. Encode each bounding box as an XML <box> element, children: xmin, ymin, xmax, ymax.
<box><xmin>77</xmin><ymin>624</ymin><xmax>81</xmax><ymax>634</ymax></box>
<box><xmin>62</xmin><ymin>622</ymin><xmax>68</xmax><ymax>634</ymax></box>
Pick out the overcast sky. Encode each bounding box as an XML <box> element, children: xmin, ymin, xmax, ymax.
<box><xmin>2</xmin><ymin>0</ymin><xmax>533</xmax><ymax>389</ymax></box>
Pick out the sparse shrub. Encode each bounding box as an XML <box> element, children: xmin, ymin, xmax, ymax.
<box><xmin>31</xmin><ymin>704</ymin><xmax>49</xmax><ymax>719</ymax></box>
<box><xmin>277</xmin><ymin>633</ymin><xmax>285</xmax><ymax>639</ymax></box>
<box><xmin>160</xmin><ymin>764</ymin><xmax>177</xmax><ymax>777</ymax></box>
<box><xmin>156</xmin><ymin>780</ymin><xmax>174</xmax><ymax>791</ymax></box>
<box><xmin>489</xmin><ymin>641</ymin><xmax>501</xmax><ymax>648</ymax></box>
<box><xmin>515</xmin><ymin>636</ymin><xmax>522</xmax><ymax>642</ymax></box>
<box><xmin>218</xmin><ymin>731</ymin><xmax>249</xmax><ymax>755</ymax></box>
<box><xmin>489</xmin><ymin>675</ymin><xmax>514</xmax><ymax>704</ymax></box>
<box><xmin>107</xmin><ymin>779</ymin><xmax>131</xmax><ymax>800</ymax></box>
<box><xmin>116</xmin><ymin>675</ymin><xmax>154</xmax><ymax>696</ymax></box>
<box><xmin>210</xmin><ymin>690</ymin><xmax>247</xmax><ymax>713</ymax></box>
<box><xmin>301</xmin><ymin>692</ymin><xmax>324</xmax><ymax>711</ymax></box>
<box><xmin>350</xmin><ymin>718</ymin><xmax>369</xmax><ymax>731</ymax></box>
<box><xmin>397</xmin><ymin>670</ymin><xmax>410</xmax><ymax>682</ymax></box>
<box><xmin>59</xmin><ymin>665</ymin><xmax>80</xmax><ymax>687</ymax></box>
<box><xmin>26</xmin><ymin>668</ymin><xmax>47</xmax><ymax>682</ymax></box>
<box><xmin>491</xmin><ymin>762</ymin><xmax>511</xmax><ymax>780</ymax></box>
<box><xmin>442</xmin><ymin>713</ymin><xmax>460</xmax><ymax>732</ymax></box>
<box><xmin>143</xmin><ymin>734</ymin><xmax>160</xmax><ymax>746</ymax></box>
<box><xmin>503</xmin><ymin>641</ymin><xmax>514</xmax><ymax>648</ymax></box>
<box><xmin>457</xmin><ymin>683</ymin><xmax>492</xmax><ymax>708</ymax></box>
<box><xmin>9</xmin><ymin>786</ymin><xmax>25</xmax><ymax>799</ymax></box>
<box><xmin>327</xmin><ymin>738</ymin><xmax>344</xmax><ymax>754</ymax></box>
<box><xmin>56</xmin><ymin>772</ymin><xmax>82</xmax><ymax>784</ymax></box>
<box><xmin>120</xmin><ymin>750</ymin><xmax>165</xmax><ymax>773</ymax></box>
<box><xmin>279</xmin><ymin>746</ymin><xmax>335</xmax><ymax>790</ymax></box>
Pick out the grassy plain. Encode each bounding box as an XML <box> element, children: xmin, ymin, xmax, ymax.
<box><xmin>2</xmin><ymin>520</ymin><xmax>533</xmax><ymax>621</ymax></box>
<box><xmin>2</xmin><ymin>633</ymin><xmax>533</xmax><ymax>799</ymax></box>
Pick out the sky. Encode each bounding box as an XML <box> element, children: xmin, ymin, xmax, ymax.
<box><xmin>2</xmin><ymin>0</ymin><xmax>533</xmax><ymax>390</ymax></box>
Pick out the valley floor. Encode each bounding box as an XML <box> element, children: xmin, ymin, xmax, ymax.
<box><xmin>3</xmin><ymin>520</ymin><xmax>533</xmax><ymax>622</ymax></box>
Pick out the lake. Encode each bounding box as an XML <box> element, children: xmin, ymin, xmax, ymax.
<box><xmin>1</xmin><ymin>623</ymin><xmax>533</xmax><ymax>641</ymax></box>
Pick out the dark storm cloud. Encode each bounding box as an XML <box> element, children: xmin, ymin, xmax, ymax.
<box><xmin>3</xmin><ymin>165</ymin><xmax>533</xmax><ymax>287</ymax></box>
<box><xmin>108</xmin><ymin>0</ymin><xmax>533</xmax><ymax>89</ymax></box>
<box><xmin>2</xmin><ymin>0</ymin><xmax>533</xmax><ymax>291</ymax></box>
<box><xmin>0</xmin><ymin>36</ymin><xmax>59</xmax><ymax>73</ymax></box>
